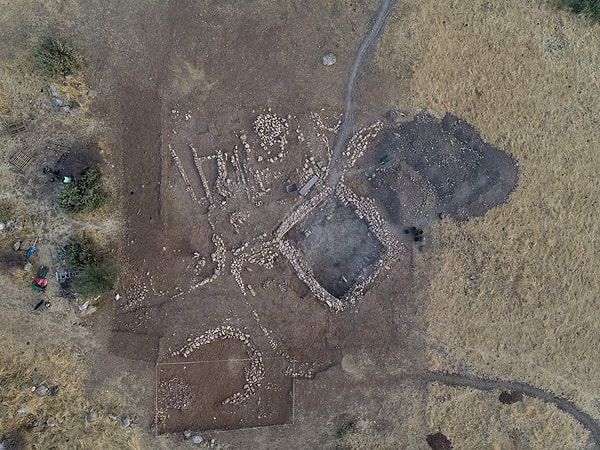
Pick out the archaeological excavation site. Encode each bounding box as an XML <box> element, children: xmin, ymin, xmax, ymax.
<box><xmin>4</xmin><ymin>1</ymin><xmax>599</xmax><ymax>448</ymax></box>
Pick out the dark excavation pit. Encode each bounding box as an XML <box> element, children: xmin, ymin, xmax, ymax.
<box><xmin>286</xmin><ymin>198</ymin><xmax>383</xmax><ymax>299</ymax></box>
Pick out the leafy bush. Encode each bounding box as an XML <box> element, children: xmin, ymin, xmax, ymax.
<box><xmin>35</xmin><ymin>36</ymin><xmax>83</xmax><ymax>78</ymax></box>
<box><xmin>558</xmin><ymin>0</ymin><xmax>600</xmax><ymax>21</ymax></box>
<box><xmin>58</xmin><ymin>167</ymin><xmax>112</xmax><ymax>214</ymax></box>
<box><xmin>64</xmin><ymin>233</ymin><xmax>100</xmax><ymax>270</ymax></box>
<box><xmin>72</xmin><ymin>261</ymin><xmax>121</xmax><ymax>298</ymax></box>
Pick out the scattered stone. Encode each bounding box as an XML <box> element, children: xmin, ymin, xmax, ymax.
<box><xmin>183</xmin><ymin>430</ymin><xmax>192</xmax><ymax>439</ymax></box>
<box><xmin>87</xmin><ymin>89</ymin><xmax>97</xmax><ymax>98</ymax></box>
<box><xmin>49</xmin><ymin>84</ymin><xmax>59</xmax><ymax>97</ymax></box>
<box><xmin>78</xmin><ymin>301</ymin><xmax>90</xmax><ymax>311</ymax></box>
<box><xmin>35</xmin><ymin>385</ymin><xmax>49</xmax><ymax>397</ymax></box>
<box><xmin>87</xmin><ymin>412</ymin><xmax>97</xmax><ymax>422</ymax></box>
<box><xmin>0</xmin><ymin>223</ymin><xmax>4</xmax><ymax>231</ymax></box>
<box><xmin>48</xmin><ymin>386</ymin><xmax>59</xmax><ymax>396</ymax></box>
<box><xmin>122</xmin><ymin>416</ymin><xmax>131</xmax><ymax>427</ymax></box>
<box><xmin>190</xmin><ymin>434</ymin><xmax>203</xmax><ymax>444</ymax></box>
<box><xmin>13</xmin><ymin>241</ymin><xmax>21</xmax><ymax>251</ymax></box>
<box><xmin>107</xmin><ymin>412</ymin><xmax>118</xmax><ymax>421</ymax></box>
<box><xmin>17</xmin><ymin>406</ymin><xmax>28</xmax><ymax>415</ymax></box>
<box><xmin>81</xmin><ymin>305</ymin><xmax>97</xmax><ymax>315</ymax></box>
<box><xmin>321</xmin><ymin>52</ymin><xmax>336</xmax><ymax>66</ymax></box>
<box><xmin>50</xmin><ymin>97</ymin><xmax>64</xmax><ymax>107</ymax></box>
<box><xmin>45</xmin><ymin>417</ymin><xmax>56</xmax><ymax>427</ymax></box>
<box><xmin>24</xmin><ymin>262</ymin><xmax>32</xmax><ymax>272</ymax></box>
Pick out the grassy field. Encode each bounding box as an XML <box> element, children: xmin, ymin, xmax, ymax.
<box><xmin>0</xmin><ymin>338</ymin><xmax>142</xmax><ymax>449</ymax></box>
<box><xmin>376</xmin><ymin>0</ymin><xmax>600</xmax><ymax>446</ymax></box>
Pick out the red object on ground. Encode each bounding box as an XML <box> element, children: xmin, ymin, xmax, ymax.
<box><xmin>33</xmin><ymin>277</ymin><xmax>48</xmax><ymax>288</ymax></box>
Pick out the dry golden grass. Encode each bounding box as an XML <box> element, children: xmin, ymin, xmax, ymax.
<box><xmin>0</xmin><ymin>338</ymin><xmax>142</xmax><ymax>449</ymax></box>
<box><xmin>425</xmin><ymin>384</ymin><xmax>591</xmax><ymax>449</ymax></box>
<box><xmin>376</xmin><ymin>0</ymin><xmax>600</xmax><ymax>446</ymax></box>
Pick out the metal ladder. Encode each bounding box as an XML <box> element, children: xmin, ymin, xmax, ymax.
<box><xmin>55</xmin><ymin>270</ymin><xmax>82</xmax><ymax>282</ymax></box>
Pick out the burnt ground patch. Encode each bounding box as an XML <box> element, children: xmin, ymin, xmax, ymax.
<box><xmin>286</xmin><ymin>197</ymin><xmax>383</xmax><ymax>299</ymax></box>
<box><xmin>364</xmin><ymin>112</ymin><xmax>518</xmax><ymax>226</ymax></box>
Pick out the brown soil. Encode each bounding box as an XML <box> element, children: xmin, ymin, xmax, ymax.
<box><xmin>2</xmin><ymin>0</ymin><xmax>599</xmax><ymax>449</ymax></box>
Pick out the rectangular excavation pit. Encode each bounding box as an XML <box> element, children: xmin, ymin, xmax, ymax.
<box><xmin>285</xmin><ymin>196</ymin><xmax>383</xmax><ymax>300</ymax></box>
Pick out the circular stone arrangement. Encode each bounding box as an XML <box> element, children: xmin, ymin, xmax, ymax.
<box><xmin>173</xmin><ymin>326</ymin><xmax>265</xmax><ymax>406</ymax></box>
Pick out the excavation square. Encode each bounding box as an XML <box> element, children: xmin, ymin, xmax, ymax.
<box><xmin>287</xmin><ymin>198</ymin><xmax>383</xmax><ymax>299</ymax></box>
<box><xmin>155</xmin><ymin>358</ymin><xmax>293</xmax><ymax>433</ymax></box>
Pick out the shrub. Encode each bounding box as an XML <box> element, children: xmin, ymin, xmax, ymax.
<box><xmin>64</xmin><ymin>233</ymin><xmax>100</xmax><ymax>270</ymax></box>
<box><xmin>58</xmin><ymin>167</ymin><xmax>112</xmax><ymax>214</ymax></box>
<box><xmin>558</xmin><ymin>0</ymin><xmax>600</xmax><ymax>21</ymax></box>
<box><xmin>35</xmin><ymin>36</ymin><xmax>83</xmax><ymax>78</ymax></box>
<box><xmin>72</xmin><ymin>261</ymin><xmax>121</xmax><ymax>298</ymax></box>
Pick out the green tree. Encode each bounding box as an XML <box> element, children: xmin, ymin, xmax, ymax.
<box><xmin>73</xmin><ymin>261</ymin><xmax>121</xmax><ymax>298</ymax></box>
<box><xmin>58</xmin><ymin>167</ymin><xmax>112</xmax><ymax>214</ymax></box>
<box><xmin>558</xmin><ymin>0</ymin><xmax>600</xmax><ymax>21</ymax></box>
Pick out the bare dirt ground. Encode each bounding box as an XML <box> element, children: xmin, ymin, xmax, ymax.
<box><xmin>2</xmin><ymin>0</ymin><xmax>600</xmax><ymax>449</ymax></box>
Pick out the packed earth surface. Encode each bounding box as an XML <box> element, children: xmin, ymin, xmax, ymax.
<box><xmin>2</xmin><ymin>1</ymin><xmax>600</xmax><ymax>449</ymax></box>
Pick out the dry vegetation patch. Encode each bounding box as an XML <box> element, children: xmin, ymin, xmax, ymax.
<box><xmin>0</xmin><ymin>339</ymin><xmax>142</xmax><ymax>449</ymax></box>
<box><xmin>375</xmin><ymin>0</ymin><xmax>600</xmax><ymax>445</ymax></box>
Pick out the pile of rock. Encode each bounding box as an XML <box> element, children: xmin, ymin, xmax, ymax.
<box><xmin>157</xmin><ymin>377</ymin><xmax>192</xmax><ymax>411</ymax></box>
<box><xmin>253</xmin><ymin>110</ymin><xmax>289</xmax><ymax>150</ymax></box>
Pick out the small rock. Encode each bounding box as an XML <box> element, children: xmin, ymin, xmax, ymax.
<box><xmin>87</xmin><ymin>89</ymin><xmax>97</xmax><ymax>98</ymax></box>
<box><xmin>17</xmin><ymin>406</ymin><xmax>28</xmax><ymax>415</ymax></box>
<box><xmin>49</xmin><ymin>84</ymin><xmax>59</xmax><ymax>96</ymax></box>
<box><xmin>321</xmin><ymin>52</ymin><xmax>336</xmax><ymax>66</ymax></box>
<box><xmin>86</xmin><ymin>412</ymin><xmax>97</xmax><ymax>422</ymax></box>
<box><xmin>78</xmin><ymin>301</ymin><xmax>90</xmax><ymax>311</ymax></box>
<box><xmin>77</xmin><ymin>96</ymin><xmax>87</xmax><ymax>105</ymax></box>
<box><xmin>190</xmin><ymin>435</ymin><xmax>203</xmax><ymax>444</ymax></box>
<box><xmin>13</xmin><ymin>241</ymin><xmax>21</xmax><ymax>251</ymax></box>
<box><xmin>35</xmin><ymin>385</ymin><xmax>49</xmax><ymax>397</ymax></box>
<box><xmin>48</xmin><ymin>386</ymin><xmax>59</xmax><ymax>396</ymax></box>
<box><xmin>60</xmin><ymin>105</ymin><xmax>71</xmax><ymax>113</ymax></box>
<box><xmin>50</xmin><ymin>97</ymin><xmax>64</xmax><ymax>107</ymax></box>
<box><xmin>0</xmin><ymin>223</ymin><xmax>5</xmax><ymax>231</ymax></box>
<box><xmin>115</xmin><ymin>293</ymin><xmax>121</xmax><ymax>301</ymax></box>
<box><xmin>121</xmin><ymin>416</ymin><xmax>131</xmax><ymax>427</ymax></box>
<box><xmin>183</xmin><ymin>430</ymin><xmax>192</xmax><ymax>439</ymax></box>
<box><xmin>107</xmin><ymin>412</ymin><xmax>118</xmax><ymax>421</ymax></box>
<box><xmin>24</xmin><ymin>262</ymin><xmax>32</xmax><ymax>272</ymax></box>
<box><xmin>46</xmin><ymin>417</ymin><xmax>56</xmax><ymax>427</ymax></box>
<box><xmin>80</xmin><ymin>305</ymin><xmax>97</xmax><ymax>316</ymax></box>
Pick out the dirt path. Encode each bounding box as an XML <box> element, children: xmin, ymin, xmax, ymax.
<box><xmin>328</xmin><ymin>0</ymin><xmax>397</xmax><ymax>187</ymax></box>
<box><xmin>415</xmin><ymin>372</ymin><xmax>600</xmax><ymax>447</ymax></box>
